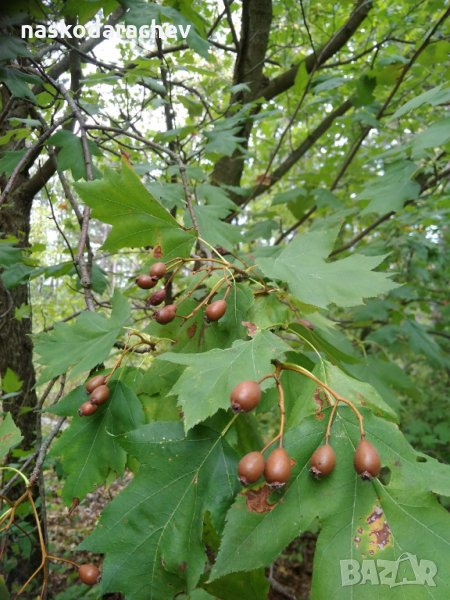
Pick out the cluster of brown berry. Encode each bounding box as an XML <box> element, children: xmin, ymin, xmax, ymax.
<box><xmin>78</xmin><ymin>375</ymin><xmax>110</xmax><ymax>416</ymax></box>
<box><xmin>136</xmin><ymin>260</ymin><xmax>229</xmax><ymax>325</ymax></box>
<box><xmin>230</xmin><ymin>380</ymin><xmax>293</xmax><ymax>488</ymax></box>
<box><xmin>230</xmin><ymin>373</ymin><xmax>382</xmax><ymax>491</ymax></box>
<box><xmin>136</xmin><ymin>261</ymin><xmax>172</xmax><ymax>322</ymax></box>
<box><xmin>310</xmin><ymin>439</ymin><xmax>381</xmax><ymax>480</ymax></box>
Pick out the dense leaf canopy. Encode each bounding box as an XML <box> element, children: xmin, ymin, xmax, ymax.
<box><xmin>0</xmin><ymin>0</ymin><xmax>449</xmax><ymax>598</ymax></box>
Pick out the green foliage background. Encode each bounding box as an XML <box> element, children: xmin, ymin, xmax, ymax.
<box><xmin>0</xmin><ymin>0</ymin><xmax>449</xmax><ymax>598</ymax></box>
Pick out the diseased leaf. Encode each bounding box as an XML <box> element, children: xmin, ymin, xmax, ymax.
<box><xmin>256</xmin><ymin>228</ymin><xmax>398</xmax><ymax>308</ymax></box>
<box><xmin>159</xmin><ymin>331</ymin><xmax>291</xmax><ymax>431</ymax></box>
<box><xmin>80</xmin><ymin>422</ymin><xmax>239</xmax><ymax>600</ymax></box>
<box><xmin>34</xmin><ymin>290</ymin><xmax>130</xmax><ymax>383</ymax></box>
<box><xmin>211</xmin><ymin>409</ymin><xmax>450</xmax><ymax>600</ymax></box>
<box><xmin>48</xmin><ymin>381</ymin><xmax>144</xmax><ymax>503</ymax></box>
<box><xmin>75</xmin><ymin>162</ymin><xmax>195</xmax><ymax>257</ymax></box>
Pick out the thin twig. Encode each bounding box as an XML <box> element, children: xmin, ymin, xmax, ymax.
<box><xmin>28</xmin><ymin>417</ymin><xmax>66</xmax><ymax>488</ymax></box>
<box><xmin>0</xmin><ymin>115</ymin><xmax>70</xmax><ymax>207</ymax></box>
<box><xmin>38</xmin><ymin>71</ymin><xmax>96</xmax><ymax>311</ymax></box>
<box><xmin>275</xmin><ymin>5</ymin><xmax>450</xmax><ymax>240</ymax></box>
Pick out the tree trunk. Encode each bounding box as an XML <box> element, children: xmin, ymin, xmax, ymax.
<box><xmin>0</xmin><ymin>183</ymin><xmax>44</xmax><ymax>593</ymax></box>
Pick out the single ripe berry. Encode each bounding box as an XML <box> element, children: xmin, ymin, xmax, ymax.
<box><xmin>78</xmin><ymin>563</ymin><xmax>101</xmax><ymax>585</ymax></box>
<box><xmin>136</xmin><ymin>274</ymin><xmax>158</xmax><ymax>290</ymax></box>
<box><xmin>238</xmin><ymin>451</ymin><xmax>265</xmax><ymax>485</ymax></box>
<box><xmin>90</xmin><ymin>384</ymin><xmax>110</xmax><ymax>406</ymax></box>
<box><xmin>149</xmin><ymin>262</ymin><xmax>167</xmax><ymax>279</ymax></box>
<box><xmin>85</xmin><ymin>374</ymin><xmax>106</xmax><ymax>393</ymax></box>
<box><xmin>230</xmin><ymin>381</ymin><xmax>261</xmax><ymax>413</ymax></box>
<box><xmin>205</xmin><ymin>299</ymin><xmax>227</xmax><ymax>322</ymax></box>
<box><xmin>310</xmin><ymin>444</ymin><xmax>336</xmax><ymax>478</ymax></box>
<box><xmin>354</xmin><ymin>439</ymin><xmax>381</xmax><ymax>480</ymax></box>
<box><xmin>264</xmin><ymin>447</ymin><xmax>292</xmax><ymax>488</ymax></box>
<box><xmin>154</xmin><ymin>304</ymin><xmax>176</xmax><ymax>324</ymax></box>
<box><xmin>148</xmin><ymin>288</ymin><xmax>167</xmax><ymax>306</ymax></box>
<box><xmin>78</xmin><ymin>401</ymin><xmax>98</xmax><ymax>417</ymax></box>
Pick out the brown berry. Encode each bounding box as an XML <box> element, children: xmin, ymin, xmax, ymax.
<box><xmin>90</xmin><ymin>384</ymin><xmax>110</xmax><ymax>406</ymax></box>
<box><xmin>354</xmin><ymin>439</ymin><xmax>381</xmax><ymax>480</ymax></box>
<box><xmin>147</xmin><ymin>288</ymin><xmax>167</xmax><ymax>306</ymax></box>
<box><xmin>78</xmin><ymin>401</ymin><xmax>98</xmax><ymax>417</ymax></box>
<box><xmin>85</xmin><ymin>374</ymin><xmax>106</xmax><ymax>393</ymax></box>
<box><xmin>238</xmin><ymin>451</ymin><xmax>265</xmax><ymax>485</ymax></box>
<box><xmin>264</xmin><ymin>447</ymin><xmax>292</xmax><ymax>488</ymax></box>
<box><xmin>230</xmin><ymin>380</ymin><xmax>261</xmax><ymax>413</ymax></box>
<box><xmin>149</xmin><ymin>262</ymin><xmax>167</xmax><ymax>279</ymax></box>
<box><xmin>154</xmin><ymin>304</ymin><xmax>176</xmax><ymax>324</ymax></box>
<box><xmin>78</xmin><ymin>563</ymin><xmax>101</xmax><ymax>585</ymax></box>
<box><xmin>136</xmin><ymin>274</ymin><xmax>158</xmax><ymax>289</ymax></box>
<box><xmin>205</xmin><ymin>299</ymin><xmax>227</xmax><ymax>322</ymax></box>
<box><xmin>310</xmin><ymin>444</ymin><xmax>336</xmax><ymax>478</ymax></box>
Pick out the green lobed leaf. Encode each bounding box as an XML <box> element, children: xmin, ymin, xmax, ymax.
<box><xmin>80</xmin><ymin>421</ymin><xmax>239</xmax><ymax>600</ymax></box>
<box><xmin>1</xmin><ymin>368</ymin><xmax>22</xmax><ymax>393</ymax></box>
<box><xmin>204</xmin><ymin>568</ymin><xmax>269</xmax><ymax>599</ymax></box>
<box><xmin>34</xmin><ymin>290</ymin><xmax>130</xmax><ymax>383</ymax></box>
<box><xmin>159</xmin><ymin>331</ymin><xmax>291</xmax><ymax>431</ymax></box>
<box><xmin>0</xmin><ymin>412</ymin><xmax>22</xmax><ymax>461</ymax></box>
<box><xmin>359</xmin><ymin>160</ymin><xmax>420</xmax><ymax>215</ymax></box>
<box><xmin>0</xmin><ymin>150</ymin><xmax>27</xmax><ymax>176</ymax></box>
<box><xmin>75</xmin><ymin>162</ymin><xmax>195</xmax><ymax>258</ymax></box>
<box><xmin>412</xmin><ymin>117</ymin><xmax>450</xmax><ymax>158</ymax></box>
<box><xmin>324</xmin><ymin>362</ymin><xmax>398</xmax><ymax>421</ymax></box>
<box><xmin>211</xmin><ymin>409</ymin><xmax>450</xmax><ymax>599</ymax></box>
<box><xmin>390</xmin><ymin>85</ymin><xmax>450</xmax><ymax>120</ymax></box>
<box><xmin>204</xmin><ymin>128</ymin><xmax>246</xmax><ymax>158</ymax></box>
<box><xmin>49</xmin><ymin>130</ymin><xmax>101</xmax><ymax>180</ymax></box>
<box><xmin>256</xmin><ymin>228</ymin><xmax>399</xmax><ymax>308</ymax></box>
<box><xmin>192</xmin><ymin>205</ymin><xmax>242</xmax><ymax>249</ymax></box>
<box><xmin>48</xmin><ymin>381</ymin><xmax>144</xmax><ymax>503</ymax></box>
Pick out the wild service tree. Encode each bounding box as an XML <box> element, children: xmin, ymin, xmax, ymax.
<box><xmin>0</xmin><ymin>0</ymin><xmax>449</xmax><ymax>598</ymax></box>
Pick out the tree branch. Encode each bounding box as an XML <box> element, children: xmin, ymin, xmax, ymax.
<box><xmin>261</xmin><ymin>0</ymin><xmax>373</xmax><ymax>101</ymax></box>
<box><xmin>275</xmin><ymin>6</ymin><xmax>450</xmax><ymax>241</ymax></box>
<box><xmin>0</xmin><ymin>115</ymin><xmax>70</xmax><ymax>206</ymax></box>
<box><xmin>40</xmin><ymin>73</ymin><xmax>96</xmax><ymax>311</ymax></box>
<box><xmin>330</xmin><ymin>165</ymin><xmax>450</xmax><ymax>256</ymax></box>
<box><xmin>44</xmin><ymin>7</ymin><xmax>126</xmax><ymax>83</ymax></box>
<box><xmin>248</xmin><ymin>98</ymin><xmax>353</xmax><ymax>200</ymax></box>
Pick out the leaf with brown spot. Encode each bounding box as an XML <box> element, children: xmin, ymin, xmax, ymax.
<box><xmin>152</xmin><ymin>245</ymin><xmax>163</xmax><ymax>258</ymax></box>
<box><xmin>241</xmin><ymin>321</ymin><xmax>258</xmax><ymax>336</ymax></box>
<box><xmin>211</xmin><ymin>409</ymin><xmax>450</xmax><ymax>600</ymax></box>
<box><xmin>245</xmin><ymin>485</ymin><xmax>277</xmax><ymax>514</ymax></box>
